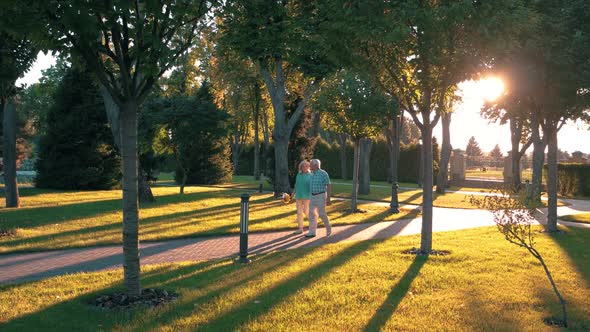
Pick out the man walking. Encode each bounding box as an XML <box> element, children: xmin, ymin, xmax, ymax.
<box><xmin>305</xmin><ymin>159</ymin><xmax>332</xmax><ymax>238</ymax></box>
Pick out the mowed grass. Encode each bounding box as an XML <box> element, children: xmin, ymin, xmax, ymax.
<box><xmin>0</xmin><ymin>186</ymin><xmax>418</xmax><ymax>254</ymax></box>
<box><xmin>0</xmin><ymin>226</ymin><xmax>588</xmax><ymax>331</ymax></box>
<box><xmin>560</xmin><ymin>213</ymin><xmax>590</xmax><ymax>224</ymax></box>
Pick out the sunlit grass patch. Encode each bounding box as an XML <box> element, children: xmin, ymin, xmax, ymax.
<box><xmin>0</xmin><ymin>226</ymin><xmax>588</xmax><ymax>331</ymax></box>
<box><xmin>560</xmin><ymin>213</ymin><xmax>590</xmax><ymax>224</ymax></box>
<box><xmin>0</xmin><ymin>186</ymin><xmax>417</xmax><ymax>254</ymax></box>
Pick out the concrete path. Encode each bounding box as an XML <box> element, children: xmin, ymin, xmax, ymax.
<box><xmin>0</xmin><ymin>197</ymin><xmax>588</xmax><ymax>286</ymax></box>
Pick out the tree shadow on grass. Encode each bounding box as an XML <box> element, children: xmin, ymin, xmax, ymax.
<box><xmin>0</xmin><ymin>189</ymin><xmax>243</xmax><ymax>230</ymax></box>
<box><xmin>197</xmin><ymin>222</ymin><xmax>415</xmax><ymax>331</ymax></box>
<box><xmin>362</xmin><ymin>255</ymin><xmax>427</xmax><ymax>332</ymax></box>
<box><xmin>1</xmin><ymin>219</ymin><xmax>422</xmax><ymax>330</ymax></box>
<box><xmin>538</xmin><ymin>226</ymin><xmax>590</xmax><ymax>329</ymax></box>
<box><xmin>543</xmin><ymin>226</ymin><xmax>590</xmax><ymax>289</ymax></box>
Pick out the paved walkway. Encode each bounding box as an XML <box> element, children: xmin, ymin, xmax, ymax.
<box><xmin>0</xmin><ymin>197</ymin><xmax>588</xmax><ymax>285</ymax></box>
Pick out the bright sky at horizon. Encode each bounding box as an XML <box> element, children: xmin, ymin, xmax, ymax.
<box><xmin>18</xmin><ymin>52</ymin><xmax>590</xmax><ymax>155</ymax></box>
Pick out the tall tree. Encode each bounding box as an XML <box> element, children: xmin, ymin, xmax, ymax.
<box><xmin>490</xmin><ymin>144</ymin><xmax>503</xmax><ymax>159</ymax></box>
<box><xmin>316</xmin><ymin>71</ymin><xmax>393</xmax><ymax>212</ymax></box>
<box><xmin>35</xmin><ymin>68</ymin><xmax>121</xmax><ymax>190</ymax></box>
<box><xmin>465</xmin><ymin>136</ymin><xmax>483</xmax><ymax>158</ymax></box>
<box><xmin>22</xmin><ymin>0</ymin><xmax>215</xmax><ymax>296</ymax></box>
<box><xmin>334</xmin><ymin>0</ymin><xmax>525</xmax><ymax>252</ymax></box>
<box><xmin>220</xmin><ymin>0</ymin><xmax>337</xmax><ymax>196</ymax></box>
<box><xmin>0</xmin><ymin>29</ymin><xmax>37</xmax><ymax>208</ymax></box>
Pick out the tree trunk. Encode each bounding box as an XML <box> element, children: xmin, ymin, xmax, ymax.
<box><xmin>359</xmin><ymin>138</ymin><xmax>372</xmax><ymax>195</ymax></box>
<box><xmin>420</xmin><ymin>123</ymin><xmax>434</xmax><ymax>253</ymax></box>
<box><xmin>231</xmin><ymin>138</ymin><xmax>241</xmax><ymax>175</ymax></box>
<box><xmin>337</xmin><ymin>133</ymin><xmax>348</xmax><ymax>180</ymax></box>
<box><xmin>388</xmin><ymin>115</ymin><xmax>401</xmax><ymax>213</ymax></box>
<box><xmin>273</xmin><ymin>135</ymin><xmax>291</xmax><ymax>195</ymax></box>
<box><xmin>546</xmin><ymin>125</ymin><xmax>558</xmax><ymax>232</ymax></box>
<box><xmin>351</xmin><ymin>138</ymin><xmax>361</xmax><ymax>212</ymax></box>
<box><xmin>253</xmin><ymin>83</ymin><xmax>261</xmax><ymax>180</ymax></box>
<box><xmin>530</xmin><ymin>114</ymin><xmax>545</xmax><ymax>203</ymax></box>
<box><xmin>309</xmin><ymin>111</ymin><xmax>321</xmax><ymax>137</ymax></box>
<box><xmin>509</xmin><ymin>117</ymin><xmax>522</xmax><ymax>191</ymax></box>
<box><xmin>120</xmin><ymin>102</ymin><xmax>141</xmax><ymax>297</ymax></box>
<box><xmin>262</xmin><ymin>109</ymin><xmax>271</xmax><ymax>177</ymax></box>
<box><xmin>2</xmin><ymin>100</ymin><xmax>20</xmax><ymax>208</ymax></box>
<box><xmin>436</xmin><ymin>113</ymin><xmax>452</xmax><ymax>194</ymax></box>
<box><xmin>100</xmin><ymin>85</ymin><xmax>154</xmax><ymax>203</ymax></box>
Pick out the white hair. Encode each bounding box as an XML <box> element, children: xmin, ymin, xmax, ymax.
<box><xmin>310</xmin><ymin>159</ymin><xmax>321</xmax><ymax>168</ymax></box>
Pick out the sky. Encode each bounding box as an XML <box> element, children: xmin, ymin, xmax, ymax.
<box><xmin>18</xmin><ymin>52</ymin><xmax>590</xmax><ymax>155</ymax></box>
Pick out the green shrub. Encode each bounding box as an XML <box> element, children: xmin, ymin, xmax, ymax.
<box><xmin>544</xmin><ymin>163</ymin><xmax>590</xmax><ymax>197</ymax></box>
<box><xmin>35</xmin><ymin>68</ymin><xmax>121</xmax><ymax>190</ymax></box>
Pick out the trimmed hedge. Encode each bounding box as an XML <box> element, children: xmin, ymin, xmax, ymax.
<box><xmin>544</xmin><ymin>163</ymin><xmax>590</xmax><ymax>197</ymax></box>
<box><xmin>236</xmin><ymin>138</ymin><xmax>440</xmax><ymax>184</ymax></box>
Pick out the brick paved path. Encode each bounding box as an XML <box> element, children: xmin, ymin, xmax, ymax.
<box><xmin>1</xmin><ymin>197</ymin><xmax>588</xmax><ymax>285</ymax></box>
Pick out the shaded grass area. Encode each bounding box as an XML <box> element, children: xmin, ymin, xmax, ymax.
<box><xmin>0</xmin><ymin>226</ymin><xmax>588</xmax><ymax>331</ymax></box>
<box><xmin>560</xmin><ymin>213</ymin><xmax>590</xmax><ymax>224</ymax></box>
<box><xmin>0</xmin><ymin>186</ymin><xmax>418</xmax><ymax>254</ymax></box>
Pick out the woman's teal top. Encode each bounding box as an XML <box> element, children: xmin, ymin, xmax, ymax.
<box><xmin>295</xmin><ymin>172</ymin><xmax>311</xmax><ymax>199</ymax></box>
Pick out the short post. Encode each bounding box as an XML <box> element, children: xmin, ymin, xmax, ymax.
<box><xmin>258</xmin><ymin>183</ymin><xmax>263</xmax><ymax>193</ymax></box>
<box><xmin>237</xmin><ymin>193</ymin><xmax>251</xmax><ymax>263</ymax></box>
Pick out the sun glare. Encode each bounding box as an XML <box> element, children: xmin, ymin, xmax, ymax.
<box><xmin>478</xmin><ymin>77</ymin><xmax>505</xmax><ymax>102</ymax></box>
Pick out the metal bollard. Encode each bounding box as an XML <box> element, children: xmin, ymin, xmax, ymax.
<box><xmin>237</xmin><ymin>193</ymin><xmax>251</xmax><ymax>263</ymax></box>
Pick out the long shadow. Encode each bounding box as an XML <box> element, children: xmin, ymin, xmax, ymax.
<box><xmin>0</xmin><ymin>196</ymin><xmax>257</xmax><ymax>253</ymax></box>
<box><xmin>399</xmin><ymin>191</ymin><xmax>423</xmax><ymax>205</ymax></box>
<box><xmin>0</xmin><ymin>259</ymin><xmax>247</xmax><ymax>330</ymax></box>
<box><xmin>544</xmin><ymin>226</ymin><xmax>590</xmax><ymax>289</ymax></box>
<box><xmin>0</xmin><ymin>189</ymin><xmax>247</xmax><ymax>230</ymax></box>
<box><xmin>362</xmin><ymin>256</ymin><xmax>428</xmax><ymax>332</ymax></box>
<box><xmin>200</xmin><ymin>222</ymin><xmax>413</xmax><ymax>331</ymax></box>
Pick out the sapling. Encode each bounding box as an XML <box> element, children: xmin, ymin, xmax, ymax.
<box><xmin>470</xmin><ymin>189</ymin><xmax>567</xmax><ymax>327</ymax></box>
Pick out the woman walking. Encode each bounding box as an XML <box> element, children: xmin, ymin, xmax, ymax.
<box><xmin>292</xmin><ymin>160</ymin><xmax>311</xmax><ymax>234</ymax></box>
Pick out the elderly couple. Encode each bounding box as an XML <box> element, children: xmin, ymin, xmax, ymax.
<box><xmin>292</xmin><ymin>159</ymin><xmax>332</xmax><ymax>238</ymax></box>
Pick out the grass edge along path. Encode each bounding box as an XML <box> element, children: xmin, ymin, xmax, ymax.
<box><xmin>0</xmin><ymin>226</ymin><xmax>588</xmax><ymax>331</ymax></box>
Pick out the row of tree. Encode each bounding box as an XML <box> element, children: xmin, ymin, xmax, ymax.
<box><xmin>2</xmin><ymin>1</ymin><xmax>589</xmax><ymax>297</ymax></box>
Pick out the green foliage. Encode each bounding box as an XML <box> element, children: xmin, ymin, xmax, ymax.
<box><xmin>0</xmin><ymin>31</ymin><xmax>37</xmax><ymax>100</ymax></box>
<box><xmin>219</xmin><ymin>0</ymin><xmax>336</xmax><ymax>80</ymax></box>
<box><xmin>145</xmin><ymin>82</ymin><xmax>232</xmax><ymax>185</ymax></box>
<box><xmin>35</xmin><ymin>68</ymin><xmax>121</xmax><ymax>190</ymax></box>
<box><xmin>315</xmin><ymin>71</ymin><xmax>395</xmax><ymax>141</ymax></box>
<box><xmin>18</xmin><ymin>59</ymin><xmax>69</xmax><ymax>137</ymax></box>
<box><xmin>543</xmin><ymin>163</ymin><xmax>590</xmax><ymax>197</ymax></box>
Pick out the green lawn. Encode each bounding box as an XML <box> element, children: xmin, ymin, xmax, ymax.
<box><xmin>466</xmin><ymin>168</ymin><xmax>534</xmax><ymax>181</ymax></box>
<box><xmin>560</xmin><ymin>213</ymin><xmax>590</xmax><ymax>224</ymax></box>
<box><xmin>0</xmin><ymin>226</ymin><xmax>588</xmax><ymax>331</ymax></box>
<box><xmin>0</xmin><ymin>186</ymin><xmax>417</xmax><ymax>254</ymax></box>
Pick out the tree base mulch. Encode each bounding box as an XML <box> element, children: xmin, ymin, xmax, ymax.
<box><xmin>0</xmin><ymin>229</ymin><xmax>16</xmax><ymax>238</ymax></box>
<box><xmin>90</xmin><ymin>288</ymin><xmax>178</xmax><ymax>310</ymax></box>
<box><xmin>543</xmin><ymin>317</ymin><xmax>567</xmax><ymax>328</ymax></box>
<box><xmin>402</xmin><ymin>247</ymin><xmax>451</xmax><ymax>256</ymax></box>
